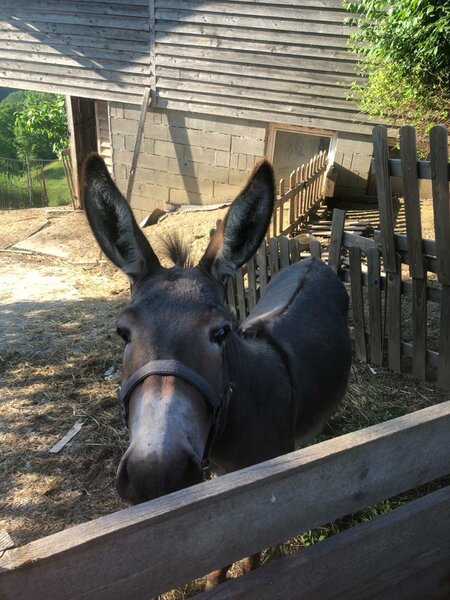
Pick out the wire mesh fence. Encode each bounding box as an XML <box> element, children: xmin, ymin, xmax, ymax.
<box><xmin>0</xmin><ymin>155</ymin><xmax>72</xmax><ymax>210</ymax></box>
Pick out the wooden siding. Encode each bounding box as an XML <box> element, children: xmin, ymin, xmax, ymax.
<box><xmin>154</xmin><ymin>0</ymin><xmax>369</xmax><ymax>134</ymax></box>
<box><xmin>0</xmin><ymin>1</ymin><xmax>151</xmax><ymax>103</ymax></box>
<box><xmin>95</xmin><ymin>100</ymin><xmax>113</xmax><ymax>173</ymax></box>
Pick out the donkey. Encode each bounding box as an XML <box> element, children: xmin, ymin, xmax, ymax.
<box><xmin>83</xmin><ymin>154</ymin><xmax>352</xmax><ymax>584</ymax></box>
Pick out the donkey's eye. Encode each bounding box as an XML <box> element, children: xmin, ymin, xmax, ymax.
<box><xmin>211</xmin><ymin>325</ymin><xmax>231</xmax><ymax>346</ymax></box>
<box><xmin>116</xmin><ymin>326</ymin><xmax>131</xmax><ymax>344</ymax></box>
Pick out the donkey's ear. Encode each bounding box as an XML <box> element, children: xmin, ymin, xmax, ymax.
<box><xmin>199</xmin><ymin>160</ymin><xmax>275</xmax><ymax>283</ymax></box>
<box><xmin>83</xmin><ymin>154</ymin><xmax>160</xmax><ymax>282</ymax></box>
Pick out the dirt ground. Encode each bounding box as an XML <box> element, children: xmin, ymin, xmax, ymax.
<box><xmin>0</xmin><ymin>203</ymin><xmax>447</xmax><ymax>587</ymax></box>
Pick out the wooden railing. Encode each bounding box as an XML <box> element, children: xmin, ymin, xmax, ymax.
<box><xmin>270</xmin><ymin>151</ymin><xmax>328</xmax><ymax>237</ymax></box>
<box><xmin>1</xmin><ymin>401</ymin><xmax>449</xmax><ymax>599</ymax></box>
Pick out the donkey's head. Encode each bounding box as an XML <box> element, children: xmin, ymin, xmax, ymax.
<box><xmin>83</xmin><ymin>155</ymin><xmax>275</xmax><ymax>504</ymax></box>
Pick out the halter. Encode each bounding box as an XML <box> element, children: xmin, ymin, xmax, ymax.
<box><xmin>118</xmin><ymin>358</ymin><xmax>233</xmax><ymax>469</ymax></box>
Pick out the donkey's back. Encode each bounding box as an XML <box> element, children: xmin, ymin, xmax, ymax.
<box><xmin>242</xmin><ymin>257</ymin><xmax>351</xmax><ymax>444</ymax></box>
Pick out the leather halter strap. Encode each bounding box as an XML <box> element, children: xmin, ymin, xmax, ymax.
<box><xmin>118</xmin><ymin>358</ymin><xmax>232</xmax><ymax>467</ymax></box>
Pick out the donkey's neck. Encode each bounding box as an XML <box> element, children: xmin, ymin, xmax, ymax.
<box><xmin>211</xmin><ymin>330</ymin><xmax>294</xmax><ymax>473</ymax></box>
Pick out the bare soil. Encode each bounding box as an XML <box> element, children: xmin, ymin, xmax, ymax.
<box><xmin>0</xmin><ymin>203</ymin><xmax>447</xmax><ymax>596</ymax></box>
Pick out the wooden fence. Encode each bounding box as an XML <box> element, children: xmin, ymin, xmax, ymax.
<box><xmin>342</xmin><ymin>124</ymin><xmax>450</xmax><ymax>389</ymax></box>
<box><xmin>229</xmin><ymin>125</ymin><xmax>450</xmax><ymax>389</ymax></box>
<box><xmin>269</xmin><ymin>151</ymin><xmax>328</xmax><ymax>238</ymax></box>
<box><xmin>1</xmin><ymin>401</ymin><xmax>449</xmax><ymax>599</ymax></box>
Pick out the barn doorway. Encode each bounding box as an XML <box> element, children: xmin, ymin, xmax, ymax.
<box><xmin>66</xmin><ymin>97</ymin><xmax>112</xmax><ymax>208</ymax></box>
<box><xmin>268</xmin><ymin>125</ymin><xmax>336</xmax><ymax>183</ymax></box>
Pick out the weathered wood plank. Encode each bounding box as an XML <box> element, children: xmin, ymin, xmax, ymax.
<box><xmin>155</xmin><ymin>98</ymin><xmax>374</xmax><ymax>136</ymax></box>
<box><xmin>235</xmin><ymin>267</ymin><xmax>247</xmax><ymax>321</ymax></box>
<box><xmin>327</xmin><ymin>208</ymin><xmax>346</xmax><ymax>273</ymax></box>
<box><xmin>126</xmin><ymin>87</ymin><xmax>151</xmax><ymax>202</ymax></box>
<box><xmin>199</xmin><ymin>486</ymin><xmax>450</xmax><ymax>600</ymax></box>
<box><xmin>349</xmin><ymin>246</ymin><xmax>367</xmax><ymax>362</ymax></box>
<box><xmin>373</xmin><ymin>125</ymin><xmax>396</xmax><ymax>273</ymax></box>
<box><xmin>367</xmin><ymin>247</ymin><xmax>383</xmax><ymax>365</ymax></box>
<box><xmin>246</xmin><ymin>256</ymin><xmax>258</xmax><ymax>311</ymax></box>
<box><xmin>412</xmin><ymin>272</ymin><xmax>427</xmax><ymax>381</ymax></box>
<box><xmin>256</xmin><ymin>242</ymin><xmax>268</xmax><ymax>296</ymax></box>
<box><xmin>371</xmin><ymin>157</ymin><xmax>450</xmax><ymax>181</ymax></box>
<box><xmin>157</xmin><ymin>1</ymin><xmax>350</xmax><ymax>23</ymax></box>
<box><xmin>386</xmin><ymin>254</ymin><xmax>402</xmax><ymax>373</ymax></box>
<box><xmin>279</xmin><ymin>237</ymin><xmax>290</xmax><ymax>269</ymax></box>
<box><xmin>430</xmin><ymin>125</ymin><xmax>450</xmax><ymax>285</ymax></box>
<box><xmin>155</xmin><ymin>10</ymin><xmax>353</xmax><ymax>36</ymax></box>
<box><xmin>1</xmin><ymin>402</ymin><xmax>450</xmax><ymax>600</ymax></box>
<box><xmin>437</xmin><ymin>285</ymin><xmax>450</xmax><ymax>390</ymax></box>
<box><xmin>289</xmin><ymin>237</ymin><xmax>300</xmax><ymax>264</ymax></box>
<box><xmin>268</xmin><ymin>238</ymin><xmax>279</xmax><ymax>278</ymax></box>
<box><xmin>400</xmin><ymin>126</ymin><xmax>424</xmax><ymax>279</ymax></box>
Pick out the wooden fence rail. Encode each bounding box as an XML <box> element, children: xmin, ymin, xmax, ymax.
<box><xmin>1</xmin><ymin>401</ymin><xmax>450</xmax><ymax>600</ymax></box>
<box><xmin>270</xmin><ymin>151</ymin><xmax>328</xmax><ymax>238</ymax></box>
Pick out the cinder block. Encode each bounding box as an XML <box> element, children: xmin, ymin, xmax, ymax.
<box><xmin>123</xmin><ymin>107</ymin><xmax>140</xmax><ymax>121</ymax></box>
<box><xmin>125</xmin><ymin>135</ymin><xmax>137</xmax><ymax>151</ymax></box>
<box><xmin>215</xmin><ymin>150</ymin><xmax>230</xmax><ymax>168</ymax></box>
<box><xmin>143</xmin><ymin>122</ymin><xmax>170</xmax><ymax>141</ymax></box>
<box><xmin>184</xmin><ymin>145</ymin><xmax>215</xmax><ymax>165</ymax></box>
<box><xmin>230</xmin><ymin>154</ymin><xmax>238</xmax><ymax>170</ymax></box>
<box><xmin>248</xmin><ymin>124</ymin><xmax>267</xmax><ymax>141</ymax></box>
<box><xmin>138</xmin><ymin>154</ymin><xmax>169</xmax><ymax>173</ymax></box>
<box><xmin>170</xmin><ymin>127</ymin><xmax>231</xmax><ymax>152</ymax></box>
<box><xmin>111</xmin><ymin>118</ymin><xmax>139</xmax><ymax>136</ymax></box>
<box><xmin>113</xmin><ymin>148</ymin><xmax>133</xmax><ymax>167</ymax></box>
<box><xmin>231</xmin><ymin>136</ymin><xmax>265</xmax><ymax>156</ymax></box>
<box><xmin>228</xmin><ymin>170</ymin><xmax>247</xmax><ymax>186</ymax></box>
<box><xmin>134</xmin><ymin>182</ymin><xmax>169</xmax><ymax>203</ymax></box>
<box><xmin>238</xmin><ymin>154</ymin><xmax>247</xmax><ymax>171</ymax></box>
<box><xmin>142</xmin><ymin>138</ymin><xmax>155</xmax><ymax>154</ymax></box>
<box><xmin>111</xmin><ymin>133</ymin><xmax>125</xmax><ymax>150</ymax></box>
<box><xmin>198</xmin><ymin>163</ymin><xmax>229</xmax><ymax>184</ymax></box>
<box><xmin>169</xmin><ymin>187</ymin><xmax>205</xmax><ymax>205</ymax></box>
<box><xmin>213</xmin><ymin>182</ymin><xmax>242</xmax><ymax>201</ymax></box>
<box><xmin>351</xmin><ymin>153</ymin><xmax>371</xmax><ymax>174</ymax></box>
<box><xmin>154</xmin><ymin>139</ymin><xmax>185</xmax><ymax>158</ymax></box>
<box><xmin>115</xmin><ymin>164</ymin><xmax>128</xmax><ymax>181</ymax></box>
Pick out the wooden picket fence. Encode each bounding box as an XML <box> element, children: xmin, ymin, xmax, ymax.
<box><xmin>269</xmin><ymin>150</ymin><xmax>328</xmax><ymax>237</ymax></box>
<box><xmin>340</xmin><ymin>124</ymin><xmax>450</xmax><ymax>389</ymax></box>
<box><xmin>230</xmin><ymin>125</ymin><xmax>450</xmax><ymax>390</ymax></box>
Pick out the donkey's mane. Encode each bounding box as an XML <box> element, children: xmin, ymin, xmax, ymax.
<box><xmin>159</xmin><ymin>232</ymin><xmax>194</xmax><ymax>268</ymax></box>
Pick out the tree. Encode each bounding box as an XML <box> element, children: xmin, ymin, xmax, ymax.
<box><xmin>0</xmin><ymin>90</ymin><xmax>25</xmax><ymax>160</ymax></box>
<box><xmin>14</xmin><ymin>92</ymin><xmax>69</xmax><ymax>160</ymax></box>
<box><xmin>345</xmin><ymin>0</ymin><xmax>450</xmax><ymax>146</ymax></box>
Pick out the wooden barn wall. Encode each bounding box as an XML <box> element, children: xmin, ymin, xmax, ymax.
<box><xmin>153</xmin><ymin>0</ymin><xmax>369</xmax><ymax>135</ymax></box>
<box><xmin>0</xmin><ymin>1</ymin><xmax>151</xmax><ymax>103</ymax></box>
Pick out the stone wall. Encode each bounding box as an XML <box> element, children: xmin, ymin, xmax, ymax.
<box><xmin>109</xmin><ymin>103</ymin><xmax>267</xmax><ymax>223</ymax></box>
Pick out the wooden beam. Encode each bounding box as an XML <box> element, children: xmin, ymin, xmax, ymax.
<box><xmin>125</xmin><ymin>87</ymin><xmax>151</xmax><ymax>203</ymax></box>
<box><xmin>1</xmin><ymin>402</ymin><xmax>450</xmax><ymax>600</ymax></box>
<box><xmin>199</xmin><ymin>486</ymin><xmax>450</xmax><ymax>600</ymax></box>
<box><xmin>371</xmin><ymin>157</ymin><xmax>450</xmax><ymax>181</ymax></box>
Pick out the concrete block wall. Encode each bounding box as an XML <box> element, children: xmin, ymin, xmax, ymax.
<box><xmin>110</xmin><ymin>103</ymin><xmax>267</xmax><ymax>222</ymax></box>
<box><xmin>333</xmin><ymin>132</ymin><xmax>373</xmax><ymax>198</ymax></box>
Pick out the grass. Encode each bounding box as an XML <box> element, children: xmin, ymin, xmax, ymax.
<box><xmin>42</xmin><ymin>160</ymin><xmax>71</xmax><ymax>206</ymax></box>
<box><xmin>0</xmin><ymin>159</ymin><xmax>71</xmax><ymax>208</ymax></box>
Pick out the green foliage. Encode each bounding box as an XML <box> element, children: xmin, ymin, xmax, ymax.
<box><xmin>0</xmin><ymin>91</ymin><xmax>26</xmax><ymax>160</ymax></box>
<box><xmin>345</xmin><ymin>0</ymin><xmax>450</xmax><ymax>144</ymax></box>
<box><xmin>13</xmin><ymin>92</ymin><xmax>69</xmax><ymax>160</ymax></box>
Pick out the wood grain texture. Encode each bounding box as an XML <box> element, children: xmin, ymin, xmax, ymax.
<box><xmin>412</xmin><ymin>272</ymin><xmax>427</xmax><ymax>381</ymax></box>
<box><xmin>372</xmin><ymin>125</ymin><xmax>396</xmax><ymax>273</ymax></box>
<box><xmin>386</xmin><ymin>253</ymin><xmax>402</xmax><ymax>373</ymax></box>
<box><xmin>437</xmin><ymin>285</ymin><xmax>450</xmax><ymax>390</ymax></box>
<box><xmin>400</xmin><ymin>126</ymin><xmax>424</xmax><ymax>279</ymax></box>
<box><xmin>327</xmin><ymin>208</ymin><xmax>345</xmax><ymax>273</ymax></box>
<box><xmin>349</xmin><ymin>246</ymin><xmax>367</xmax><ymax>362</ymax></box>
<box><xmin>199</xmin><ymin>486</ymin><xmax>450</xmax><ymax>600</ymax></box>
<box><xmin>430</xmin><ymin>126</ymin><xmax>450</xmax><ymax>285</ymax></box>
<box><xmin>2</xmin><ymin>401</ymin><xmax>450</xmax><ymax>600</ymax></box>
<box><xmin>367</xmin><ymin>247</ymin><xmax>383</xmax><ymax>365</ymax></box>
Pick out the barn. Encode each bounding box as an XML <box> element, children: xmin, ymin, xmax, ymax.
<box><xmin>0</xmin><ymin>1</ymin><xmax>376</xmax><ymax>221</ymax></box>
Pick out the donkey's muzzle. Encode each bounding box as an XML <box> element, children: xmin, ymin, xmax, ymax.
<box><xmin>115</xmin><ymin>446</ymin><xmax>202</xmax><ymax>504</ymax></box>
